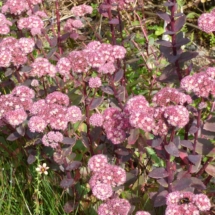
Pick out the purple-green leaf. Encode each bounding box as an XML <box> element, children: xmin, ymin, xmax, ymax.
<box><xmin>149</xmin><ymin>168</ymin><xmax>169</xmax><ymax>179</ymax></box>
<box><xmin>60</xmin><ymin>178</ymin><xmax>74</xmax><ymax>189</ymax></box>
<box><xmin>89</xmin><ymin>97</ymin><xmax>104</xmax><ymax>110</ymax></box>
<box><xmin>164</xmin><ymin>142</ymin><xmax>180</xmax><ymax>157</ymax></box>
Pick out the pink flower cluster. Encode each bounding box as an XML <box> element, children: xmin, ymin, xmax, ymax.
<box><xmin>56</xmin><ymin>57</ymin><xmax>72</xmax><ymax>79</ymax></box>
<box><xmin>152</xmin><ymin>87</ymin><xmax>192</xmax><ymax>106</ymax></box>
<box><xmin>198</xmin><ymin>10</ymin><xmax>215</xmax><ymax>33</ymax></box>
<box><xmin>29</xmin><ymin>58</ymin><xmax>57</xmax><ymax>78</ymax></box>
<box><xmin>71</xmin><ymin>4</ymin><xmax>93</xmax><ymax>17</ymax></box>
<box><xmin>88</xmin><ymin>154</ymin><xmax>126</xmax><ymax>200</ymax></box>
<box><xmin>181</xmin><ymin>69</ymin><xmax>215</xmax><ymax>98</ymax></box>
<box><xmin>0</xmin><ymin>37</ymin><xmax>35</xmax><ymax>67</ymax></box>
<box><xmin>42</xmin><ymin>131</ymin><xmax>63</xmax><ymax>148</ymax></box>
<box><xmin>123</xmin><ymin>90</ymin><xmax>190</xmax><ymax>136</ymax></box>
<box><xmin>89</xmin><ymin>113</ymin><xmax>104</xmax><ymax>127</ymax></box>
<box><xmin>28</xmin><ymin>92</ymin><xmax>82</xmax><ymax>132</ymax></box>
<box><xmin>103</xmin><ymin>108</ymin><xmax>131</xmax><ymax>144</ymax></box>
<box><xmin>0</xmin><ymin>13</ymin><xmax>12</xmax><ymax>34</ymax></box>
<box><xmin>18</xmin><ymin>15</ymin><xmax>44</xmax><ymax>35</ymax></box>
<box><xmin>0</xmin><ymin>86</ymin><xmax>34</xmax><ymax>127</ymax></box>
<box><xmin>98</xmin><ymin>198</ymin><xmax>131</xmax><ymax>215</ymax></box>
<box><xmin>89</xmin><ymin>77</ymin><xmax>102</xmax><ymax>88</ymax></box>
<box><xmin>64</xmin><ymin>19</ymin><xmax>84</xmax><ymax>33</ymax></box>
<box><xmin>2</xmin><ymin>0</ymin><xmax>43</xmax><ymax>15</ymax></box>
<box><xmin>165</xmin><ymin>191</ymin><xmax>211</xmax><ymax>215</ymax></box>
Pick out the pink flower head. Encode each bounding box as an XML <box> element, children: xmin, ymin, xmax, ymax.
<box><xmin>71</xmin><ymin>4</ymin><xmax>93</xmax><ymax>17</ymax></box>
<box><xmin>136</xmin><ymin>211</ymin><xmax>151</xmax><ymax>215</ymax></box>
<box><xmin>16</xmin><ymin>38</ymin><xmax>35</xmax><ymax>54</ymax></box>
<box><xmin>152</xmin><ymin>87</ymin><xmax>192</xmax><ymax>106</ymax></box>
<box><xmin>206</xmin><ymin>67</ymin><xmax>215</xmax><ymax>78</ymax></box>
<box><xmin>92</xmin><ymin>183</ymin><xmax>113</xmax><ymax>200</ymax></box>
<box><xmin>193</xmin><ymin>194</ymin><xmax>211</xmax><ymax>211</ymax></box>
<box><xmin>5</xmin><ymin>108</ymin><xmax>27</xmax><ymax>126</ymax></box>
<box><xmin>112</xmin><ymin>45</ymin><xmax>126</xmax><ymax>59</ymax></box>
<box><xmin>110</xmin><ymin>165</ymin><xmax>126</xmax><ymax>186</ymax></box>
<box><xmin>88</xmin><ymin>154</ymin><xmax>108</xmax><ymax>172</ymax></box>
<box><xmin>0</xmin><ymin>13</ymin><xmax>12</xmax><ymax>34</ymax></box>
<box><xmin>18</xmin><ymin>15</ymin><xmax>44</xmax><ymax>35</ymax></box>
<box><xmin>103</xmin><ymin>108</ymin><xmax>130</xmax><ymax>144</ymax></box>
<box><xmin>64</xmin><ymin>19</ymin><xmax>84</xmax><ymax>32</ymax></box>
<box><xmin>89</xmin><ymin>77</ymin><xmax>102</xmax><ymax>88</ymax></box>
<box><xmin>68</xmin><ymin>51</ymin><xmax>89</xmax><ymax>73</ymax></box>
<box><xmin>98</xmin><ymin>198</ymin><xmax>131</xmax><ymax>215</ymax></box>
<box><xmin>42</xmin><ymin>131</ymin><xmax>63</xmax><ymax>148</ymax></box>
<box><xmin>198</xmin><ymin>12</ymin><xmax>215</xmax><ymax>33</ymax></box>
<box><xmin>125</xmin><ymin>95</ymin><xmax>150</xmax><ymax>114</ymax></box>
<box><xmin>29</xmin><ymin>57</ymin><xmax>57</xmax><ymax>77</ymax></box>
<box><xmin>89</xmin><ymin>113</ymin><xmax>104</xmax><ymax>127</ymax></box>
<box><xmin>30</xmin><ymin>99</ymin><xmax>46</xmax><ymax>115</ymax></box>
<box><xmin>152</xmin><ymin>107</ymin><xmax>168</xmax><ymax>136</ymax></box>
<box><xmin>0</xmin><ymin>46</ymin><xmax>12</xmax><ymax>67</ymax></box>
<box><xmin>85</xmin><ymin>50</ymin><xmax>106</xmax><ymax>68</ymax></box>
<box><xmin>31</xmin><ymin>79</ymin><xmax>39</xmax><ymax>87</ymax></box>
<box><xmin>164</xmin><ymin>105</ymin><xmax>189</xmax><ymax>128</ymax></box>
<box><xmin>56</xmin><ymin>57</ymin><xmax>71</xmax><ymax>77</ymax></box>
<box><xmin>46</xmin><ymin>92</ymin><xmax>69</xmax><ymax>107</ymax></box>
<box><xmin>66</xmin><ymin>106</ymin><xmax>82</xmax><ymax>123</ymax></box>
<box><xmin>165</xmin><ymin>204</ymin><xmax>199</xmax><ymax>215</ymax></box>
<box><xmin>28</xmin><ymin>116</ymin><xmax>47</xmax><ymax>133</ymax></box>
<box><xmin>47</xmin><ymin>104</ymin><xmax>68</xmax><ymax>130</ymax></box>
<box><xmin>181</xmin><ymin>72</ymin><xmax>215</xmax><ymax>98</ymax></box>
<box><xmin>86</xmin><ymin>41</ymin><xmax>101</xmax><ymax>50</ymax></box>
<box><xmin>98</xmin><ymin>62</ymin><xmax>116</xmax><ymax>74</ymax></box>
<box><xmin>2</xmin><ymin>0</ymin><xmax>29</xmax><ymax>14</ymax></box>
<box><xmin>11</xmin><ymin>85</ymin><xmax>35</xmax><ymax>99</ymax></box>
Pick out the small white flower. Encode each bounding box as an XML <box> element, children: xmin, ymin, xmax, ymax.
<box><xmin>36</xmin><ymin>163</ymin><xmax>49</xmax><ymax>175</ymax></box>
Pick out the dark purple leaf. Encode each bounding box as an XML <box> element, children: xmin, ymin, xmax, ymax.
<box><xmin>109</xmin><ymin>18</ymin><xmax>119</xmax><ymax>25</ymax></box>
<box><xmin>165</xmin><ymin>142</ymin><xmax>180</xmax><ymax>157</ymax></box>
<box><xmin>157</xmin><ymin>12</ymin><xmax>171</xmax><ymax>23</ymax></box>
<box><xmin>80</xmin><ymin>132</ymin><xmax>89</xmax><ymax>149</ymax></box>
<box><xmin>66</xmin><ymin>161</ymin><xmax>82</xmax><ymax>171</ymax></box>
<box><xmin>63</xmin><ymin>201</ymin><xmax>75</xmax><ymax>213</ymax></box>
<box><xmin>154</xmin><ymin>190</ymin><xmax>168</xmax><ymax>207</ymax></box>
<box><xmin>33</xmin><ymin>4</ymin><xmax>40</xmax><ymax>13</ymax></box>
<box><xmin>5</xmin><ymin>68</ymin><xmax>13</xmax><ymax>77</ymax></box>
<box><xmin>178</xmin><ymin>52</ymin><xmax>198</xmax><ymax>63</ymax></box>
<box><xmin>7</xmin><ymin>132</ymin><xmax>21</xmax><ymax>141</ymax></box>
<box><xmin>152</xmin><ymin>138</ymin><xmax>163</xmax><ymax>147</ymax></box>
<box><xmin>173</xmin><ymin>136</ymin><xmax>180</xmax><ymax>147</ymax></box>
<box><xmin>114</xmin><ymin>69</ymin><xmax>124</xmax><ymax>82</ymax></box>
<box><xmin>163</xmin><ymin>31</ymin><xmax>175</xmax><ymax>35</ymax></box>
<box><xmin>53</xmin><ymin>152</ymin><xmax>64</xmax><ymax>164</ymax></box>
<box><xmin>190</xmin><ymin>177</ymin><xmax>206</xmax><ymax>190</ymax></box>
<box><xmin>90</xmin><ymin>127</ymin><xmax>102</xmax><ymax>143</ymax></box>
<box><xmin>36</xmin><ymin>39</ymin><xmax>43</xmax><ymax>49</ymax></box>
<box><xmin>180</xmin><ymin>140</ymin><xmax>194</xmax><ymax>150</ymax></box>
<box><xmin>149</xmin><ymin>168</ymin><xmax>169</xmax><ymax>179</ymax></box>
<box><xmin>117</xmin><ymin>86</ymin><xmax>125</xmax><ymax>102</ymax></box>
<box><xmin>203</xmin><ymin>117</ymin><xmax>215</xmax><ymax>132</ymax></box>
<box><xmin>125</xmin><ymin>169</ymin><xmax>138</xmax><ymax>186</ymax></box>
<box><xmin>62</xmin><ymin>146</ymin><xmax>73</xmax><ymax>157</ymax></box>
<box><xmin>157</xmin><ymin>178</ymin><xmax>168</xmax><ymax>188</ymax></box>
<box><xmin>115</xmin><ymin>147</ymin><xmax>129</xmax><ymax>156</ymax></box>
<box><xmin>174</xmin><ymin>15</ymin><xmax>186</xmax><ymax>32</ymax></box>
<box><xmin>101</xmin><ymin>86</ymin><xmax>114</xmax><ymax>95</ymax></box>
<box><xmin>189</xmin><ymin>125</ymin><xmax>198</xmax><ymax>134</ymax></box>
<box><xmin>16</xmin><ymin>125</ymin><xmax>25</xmax><ymax>136</ymax></box>
<box><xmin>205</xmin><ymin>164</ymin><xmax>215</xmax><ymax>177</ymax></box>
<box><xmin>89</xmin><ymin>97</ymin><xmax>104</xmax><ymax>110</ymax></box>
<box><xmin>20</xmin><ymin>66</ymin><xmax>32</xmax><ymax>72</ymax></box>
<box><xmin>128</xmin><ymin>129</ymin><xmax>139</xmax><ymax>145</ymax></box>
<box><xmin>175</xmin><ymin>38</ymin><xmax>190</xmax><ymax>47</ymax></box>
<box><xmin>60</xmin><ymin>33</ymin><xmax>70</xmax><ymax>41</ymax></box>
<box><xmin>156</xmin><ymin>40</ymin><xmax>172</xmax><ymax>47</ymax></box>
<box><xmin>172</xmin><ymin>178</ymin><xmax>192</xmax><ymax>191</ymax></box>
<box><xmin>60</xmin><ymin>178</ymin><xmax>74</xmax><ymax>189</ymax></box>
<box><xmin>47</xmin><ymin>47</ymin><xmax>57</xmax><ymax>59</ymax></box>
<box><xmin>27</xmin><ymin>154</ymin><xmax>36</xmax><ymax>164</ymax></box>
<box><xmin>196</xmin><ymin>138</ymin><xmax>215</xmax><ymax>156</ymax></box>
<box><xmin>188</xmin><ymin>154</ymin><xmax>202</xmax><ymax>165</ymax></box>
<box><xmin>62</xmin><ymin>137</ymin><xmax>76</xmax><ymax>146</ymax></box>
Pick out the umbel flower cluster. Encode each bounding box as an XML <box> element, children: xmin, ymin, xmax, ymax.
<box><xmin>165</xmin><ymin>191</ymin><xmax>211</xmax><ymax>215</ymax></box>
<box><xmin>88</xmin><ymin>154</ymin><xmax>126</xmax><ymax>200</ymax></box>
<box><xmin>198</xmin><ymin>8</ymin><xmax>215</xmax><ymax>33</ymax></box>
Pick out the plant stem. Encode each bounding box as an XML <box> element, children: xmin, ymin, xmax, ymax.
<box><xmin>55</xmin><ymin>0</ymin><xmax>62</xmax><ymax>54</ymax></box>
